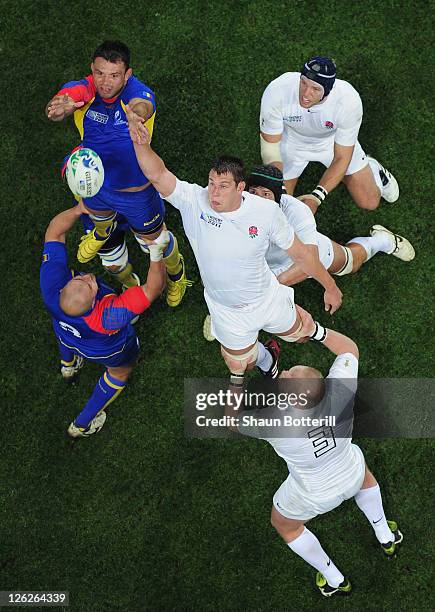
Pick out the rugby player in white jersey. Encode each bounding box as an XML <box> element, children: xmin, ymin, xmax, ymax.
<box><xmin>126</xmin><ymin>107</ymin><xmax>342</xmax><ymax>383</ymax></box>
<box><xmin>250</xmin><ymin>165</ymin><xmax>415</xmax><ymax>285</ymax></box>
<box><xmin>202</xmin><ymin>165</ymin><xmax>414</xmax><ymax>341</ymax></box>
<box><xmin>232</xmin><ymin>326</ymin><xmax>403</xmax><ymax>597</ymax></box>
<box><xmin>260</xmin><ymin>56</ymin><xmax>399</xmax><ymax>212</ymax></box>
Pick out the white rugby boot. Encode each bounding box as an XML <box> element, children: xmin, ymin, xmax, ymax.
<box><xmin>203</xmin><ymin>314</ymin><xmax>216</xmax><ymax>342</ymax></box>
<box><xmin>68</xmin><ymin>411</ymin><xmax>107</xmax><ymax>438</ymax></box>
<box><xmin>367</xmin><ymin>155</ymin><xmax>399</xmax><ymax>203</ymax></box>
<box><xmin>370</xmin><ymin>225</ymin><xmax>415</xmax><ymax>261</ymax></box>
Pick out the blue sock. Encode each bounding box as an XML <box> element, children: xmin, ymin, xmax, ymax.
<box><xmin>58</xmin><ymin>341</ymin><xmax>75</xmax><ymax>366</ymax></box>
<box><xmin>74</xmin><ymin>372</ymin><xmax>126</xmax><ymax>429</ymax></box>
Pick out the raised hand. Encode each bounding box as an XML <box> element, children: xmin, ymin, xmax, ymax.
<box><xmin>125</xmin><ymin>104</ymin><xmax>151</xmax><ymax>145</ymax></box>
<box><xmin>46</xmin><ymin>94</ymin><xmax>85</xmax><ymax>121</ymax></box>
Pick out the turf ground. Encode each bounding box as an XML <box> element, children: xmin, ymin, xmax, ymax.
<box><xmin>1</xmin><ymin>1</ymin><xmax>433</xmax><ymax>610</ymax></box>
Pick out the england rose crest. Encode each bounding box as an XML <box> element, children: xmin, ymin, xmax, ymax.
<box><xmin>249</xmin><ymin>226</ymin><xmax>258</xmax><ymax>238</ymax></box>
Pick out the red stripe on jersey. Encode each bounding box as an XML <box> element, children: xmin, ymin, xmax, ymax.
<box><xmin>83</xmin><ymin>293</ymin><xmax>118</xmax><ymax>335</ymax></box>
<box><xmin>119</xmin><ymin>286</ymin><xmax>151</xmax><ymax>314</ymax></box>
<box><xmin>57</xmin><ymin>75</ymin><xmax>96</xmax><ymax>103</ymax></box>
<box><xmin>83</xmin><ymin>288</ymin><xmax>150</xmax><ymax>334</ymax></box>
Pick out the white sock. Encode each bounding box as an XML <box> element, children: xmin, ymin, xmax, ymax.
<box><xmin>354</xmin><ymin>484</ymin><xmax>394</xmax><ymax>544</ymax></box>
<box><xmin>368</xmin><ymin>158</ymin><xmax>384</xmax><ymax>192</ymax></box>
<box><xmin>348</xmin><ymin>234</ymin><xmax>394</xmax><ymax>261</ymax></box>
<box><xmin>288</xmin><ymin>527</ymin><xmax>344</xmax><ymax>588</ymax></box>
<box><xmin>256</xmin><ymin>342</ymin><xmax>273</xmax><ymax>372</ymax></box>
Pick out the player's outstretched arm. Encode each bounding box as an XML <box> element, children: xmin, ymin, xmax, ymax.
<box><xmin>318</xmin><ymin>327</ymin><xmax>359</xmax><ymax>359</ymax></box>
<box><xmin>287</xmin><ymin>236</ymin><xmax>343</xmax><ymax>314</ymax></box>
<box><xmin>45</xmin><ymin>94</ymin><xmax>85</xmax><ymax>122</ymax></box>
<box><xmin>141</xmin><ymin>230</ymin><xmax>170</xmax><ymax>302</ymax></box>
<box><xmin>44</xmin><ymin>202</ymin><xmax>86</xmax><ymax>243</ymax></box>
<box><xmin>126</xmin><ymin>104</ymin><xmax>177</xmax><ymax>198</ymax></box>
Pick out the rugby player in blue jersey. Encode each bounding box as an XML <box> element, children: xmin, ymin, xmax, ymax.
<box><xmin>46</xmin><ymin>40</ymin><xmax>191</xmax><ymax>307</ymax></box>
<box><xmin>40</xmin><ymin>202</ymin><xmax>167</xmax><ymax>437</ymax></box>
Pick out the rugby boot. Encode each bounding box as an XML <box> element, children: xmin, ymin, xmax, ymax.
<box><xmin>77</xmin><ymin>223</ymin><xmax>118</xmax><ymax>263</ymax></box>
<box><xmin>166</xmin><ymin>255</ymin><xmax>193</xmax><ymax>307</ymax></box>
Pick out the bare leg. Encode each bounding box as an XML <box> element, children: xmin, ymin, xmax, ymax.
<box><xmin>328</xmin><ymin>241</ymin><xmax>368</xmax><ymax>274</ymax></box>
<box><xmin>271</xmin><ymin>506</ymin><xmax>305</xmax><ymax>542</ymax></box>
<box><xmin>284</xmin><ymin>177</ymin><xmax>299</xmax><ymax>196</ymax></box>
<box><xmin>342</xmin><ymin>164</ymin><xmax>381</xmax><ymax>210</ymax></box>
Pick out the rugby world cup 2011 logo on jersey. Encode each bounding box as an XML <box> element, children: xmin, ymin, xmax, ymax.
<box><xmin>200</xmin><ymin>212</ymin><xmax>222</xmax><ymax>228</ymax></box>
<box><xmin>86</xmin><ymin>109</ymin><xmax>109</xmax><ymax>124</ymax></box>
<box><xmin>283</xmin><ymin>115</ymin><xmax>302</xmax><ymax>124</ymax></box>
<box><xmin>249</xmin><ymin>226</ymin><xmax>258</xmax><ymax>238</ymax></box>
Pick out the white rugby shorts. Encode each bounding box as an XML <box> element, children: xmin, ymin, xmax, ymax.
<box><xmin>282</xmin><ymin>140</ymin><xmax>368</xmax><ymax>180</ymax></box>
<box><xmin>270</xmin><ymin>232</ymin><xmax>334</xmax><ymax>278</ymax></box>
<box><xmin>273</xmin><ymin>444</ymin><xmax>366</xmax><ymax>521</ymax></box>
<box><xmin>205</xmin><ymin>283</ymin><xmax>297</xmax><ymax>350</ymax></box>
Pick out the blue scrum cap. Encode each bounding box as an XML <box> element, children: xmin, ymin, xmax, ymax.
<box><xmin>301</xmin><ymin>56</ymin><xmax>336</xmax><ymax>97</ymax></box>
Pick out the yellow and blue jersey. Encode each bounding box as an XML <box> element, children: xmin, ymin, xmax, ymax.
<box><xmin>40</xmin><ymin>241</ymin><xmax>150</xmax><ymax>360</ymax></box>
<box><xmin>57</xmin><ymin>74</ymin><xmax>156</xmax><ymax>189</ymax></box>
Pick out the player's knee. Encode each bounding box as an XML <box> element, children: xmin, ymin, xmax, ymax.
<box><xmin>107</xmin><ymin>364</ymin><xmax>134</xmax><ymax>381</ymax></box>
<box><xmin>334</xmin><ymin>246</ymin><xmax>354</xmax><ymax>276</ymax></box>
<box><xmin>221</xmin><ymin>343</ymin><xmax>259</xmax><ymax>374</ymax></box>
<box><xmin>105</xmin><ymin>264</ymin><xmax>122</xmax><ymax>273</ymax></box>
<box><xmin>277</xmin><ymin>318</ymin><xmax>305</xmax><ymax>343</ymax></box>
<box><xmin>100</xmin><ymin>244</ymin><xmax>129</xmax><ymax>269</ymax></box>
<box><xmin>356</xmin><ymin>194</ymin><xmax>380</xmax><ymax>210</ymax></box>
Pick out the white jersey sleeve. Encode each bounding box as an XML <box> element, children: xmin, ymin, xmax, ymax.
<box><xmin>260</xmin><ymin>82</ymin><xmax>284</xmax><ymax>135</ymax></box>
<box><xmin>327</xmin><ymin>352</ymin><xmax>359</xmax><ymax>397</ymax></box>
<box><xmin>334</xmin><ymin>91</ymin><xmax>363</xmax><ymax>147</ymax></box>
<box><xmin>280</xmin><ymin>195</ymin><xmax>318</xmax><ymax>245</ymax></box>
<box><xmin>328</xmin><ymin>352</ymin><xmax>359</xmax><ymax>378</ymax></box>
<box><xmin>270</xmin><ymin>206</ymin><xmax>294</xmax><ymax>250</ymax></box>
<box><xmin>164</xmin><ymin>178</ymin><xmax>203</xmax><ymax>212</ymax></box>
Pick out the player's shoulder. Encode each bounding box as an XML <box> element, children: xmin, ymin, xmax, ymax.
<box><xmin>166</xmin><ymin>177</ymin><xmax>208</xmax><ymax>209</ymax></box>
<box><xmin>41</xmin><ymin>240</ymin><xmax>67</xmax><ymax>265</ymax></box>
<box><xmin>280</xmin><ymin>194</ymin><xmax>315</xmax><ymax>225</ymax></box>
<box><xmin>280</xmin><ymin>193</ymin><xmax>314</xmax><ymax>216</ymax></box>
<box><xmin>327</xmin><ymin>352</ymin><xmax>359</xmax><ymax>379</ymax></box>
<box><xmin>124</xmin><ymin>75</ymin><xmax>155</xmax><ymax>100</ymax></box>
<box><xmin>263</xmin><ymin>72</ymin><xmax>299</xmax><ymax>97</ymax></box>
<box><xmin>244</xmin><ymin>190</ymin><xmax>279</xmax><ymax>209</ymax></box>
<box><xmin>243</xmin><ymin>191</ymin><xmax>281</xmax><ymax>221</ymax></box>
<box><xmin>332</xmin><ymin>79</ymin><xmax>362</xmax><ymax>107</ymax></box>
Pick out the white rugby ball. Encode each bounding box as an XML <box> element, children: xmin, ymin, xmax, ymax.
<box><xmin>66</xmin><ymin>148</ymin><xmax>104</xmax><ymax>198</ymax></box>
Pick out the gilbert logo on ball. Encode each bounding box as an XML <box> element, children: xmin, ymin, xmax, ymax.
<box><xmin>66</xmin><ymin>148</ymin><xmax>104</xmax><ymax>198</ymax></box>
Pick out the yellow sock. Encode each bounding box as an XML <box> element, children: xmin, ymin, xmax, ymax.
<box><xmin>92</xmin><ymin>215</ymin><xmax>116</xmax><ymax>239</ymax></box>
<box><xmin>109</xmin><ymin>263</ymin><xmax>138</xmax><ymax>287</ymax></box>
<box><xmin>163</xmin><ymin>234</ymin><xmax>182</xmax><ymax>276</ymax></box>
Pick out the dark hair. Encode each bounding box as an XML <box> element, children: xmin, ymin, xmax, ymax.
<box><xmin>92</xmin><ymin>41</ymin><xmax>130</xmax><ymax>69</ymax></box>
<box><xmin>209</xmin><ymin>155</ymin><xmax>245</xmax><ymax>184</ymax></box>
<box><xmin>245</xmin><ymin>164</ymin><xmax>284</xmax><ymax>203</ymax></box>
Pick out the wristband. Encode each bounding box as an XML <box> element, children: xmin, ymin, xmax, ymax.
<box><xmin>309</xmin><ymin>321</ymin><xmax>328</xmax><ymax>342</ymax></box>
<box><xmin>311</xmin><ymin>185</ymin><xmax>328</xmax><ymax>204</ymax></box>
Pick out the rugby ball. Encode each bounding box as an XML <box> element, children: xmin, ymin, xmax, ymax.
<box><xmin>66</xmin><ymin>148</ymin><xmax>104</xmax><ymax>198</ymax></box>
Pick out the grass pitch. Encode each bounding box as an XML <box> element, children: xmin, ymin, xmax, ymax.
<box><xmin>0</xmin><ymin>1</ymin><xmax>433</xmax><ymax>610</ymax></box>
